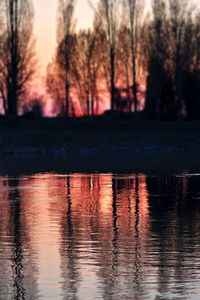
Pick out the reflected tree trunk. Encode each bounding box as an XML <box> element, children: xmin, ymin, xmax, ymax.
<box><xmin>60</xmin><ymin>175</ymin><xmax>78</xmax><ymax>300</ymax></box>
<box><xmin>8</xmin><ymin>178</ymin><xmax>25</xmax><ymax>300</ymax></box>
<box><xmin>133</xmin><ymin>175</ymin><xmax>142</xmax><ymax>290</ymax></box>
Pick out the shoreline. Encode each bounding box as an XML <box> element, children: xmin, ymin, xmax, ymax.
<box><xmin>0</xmin><ymin>117</ymin><xmax>200</xmax><ymax>156</ymax></box>
<box><xmin>1</xmin><ymin>151</ymin><xmax>200</xmax><ymax>175</ymax></box>
<box><xmin>0</xmin><ymin>143</ymin><xmax>199</xmax><ymax>156</ymax></box>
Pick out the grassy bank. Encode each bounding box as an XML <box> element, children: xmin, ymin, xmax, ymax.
<box><xmin>0</xmin><ymin>116</ymin><xmax>200</xmax><ymax>155</ymax></box>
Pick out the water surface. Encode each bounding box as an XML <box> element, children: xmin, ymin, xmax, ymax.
<box><xmin>0</xmin><ymin>166</ymin><xmax>200</xmax><ymax>299</ymax></box>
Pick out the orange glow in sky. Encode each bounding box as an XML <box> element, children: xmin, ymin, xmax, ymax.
<box><xmin>33</xmin><ymin>0</ymin><xmax>98</xmax><ymax>76</ymax></box>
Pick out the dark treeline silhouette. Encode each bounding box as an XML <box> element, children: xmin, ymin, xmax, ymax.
<box><xmin>47</xmin><ymin>0</ymin><xmax>144</xmax><ymax>116</ymax></box>
<box><xmin>46</xmin><ymin>0</ymin><xmax>200</xmax><ymax>120</ymax></box>
<box><xmin>144</xmin><ymin>0</ymin><xmax>200</xmax><ymax>120</ymax></box>
<box><xmin>1</xmin><ymin>0</ymin><xmax>200</xmax><ymax>120</ymax></box>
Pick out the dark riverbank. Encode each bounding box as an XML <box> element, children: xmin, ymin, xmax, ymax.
<box><xmin>1</xmin><ymin>151</ymin><xmax>200</xmax><ymax>175</ymax></box>
<box><xmin>0</xmin><ymin>116</ymin><xmax>200</xmax><ymax>155</ymax></box>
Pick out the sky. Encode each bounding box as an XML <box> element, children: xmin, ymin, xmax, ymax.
<box><xmin>33</xmin><ymin>0</ymin><xmax>98</xmax><ymax>76</ymax></box>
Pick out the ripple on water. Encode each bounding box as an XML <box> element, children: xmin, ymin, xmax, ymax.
<box><xmin>0</xmin><ymin>172</ymin><xmax>200</xmax><ymax>299</ymax></box>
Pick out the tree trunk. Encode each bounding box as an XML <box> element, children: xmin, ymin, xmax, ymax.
<box><xmin>110</xmin><ymin>47</ymin><xmax>115</xmax><ymax>111</ymax></box>
<box><xmin>176</xmin><ymin>60</ymin><xmax>182</xmax><ymax>120</ymax></box>
<box><xmin>132</xmin><ymin>49</ymin><xmax>138</xmax><ymax>114</ymax></box>
<box><xmin>156</xmin><ymin>95</ymin><xmax>161</xmax><ymax>121</ymax></box>
<box><xmin>9</xmin><ymin>0</ymin><xmax>18</xmax><ymax>117</ymax></box>
<box><xmin>65</xmin><ymin>80</ymin><xmax>69</xmax><ymax>117</ymax></box>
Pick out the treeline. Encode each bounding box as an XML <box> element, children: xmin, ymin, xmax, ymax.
<box><xmin>47</xmin><ymin>0</ymin><xmax>200</xmax><ymax>120</ymax></box>
<box><xmin>145</xmin><ymin>0</ymin><xmax>200</xmax><ymax>120</ymax></box>
<box><xmin>1</xmin><ymin>0</ymin><xmax>200</xmax><ymax>120</ymax></box>
<box><xmin>46</xmin><ymin>0</ymin><xmax>144</xmax><ymax>117</ymax></box>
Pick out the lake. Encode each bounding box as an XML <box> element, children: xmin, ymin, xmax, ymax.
<box><xmin>0</xmin><ymin>155</ymin><xmax>200</xmax><ymax>299</ymax></box>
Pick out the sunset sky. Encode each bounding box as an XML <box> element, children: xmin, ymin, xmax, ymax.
<box><xmin>33</xmin><ymin>0</ymin><xmax>200</xmax><ymax>78</ymax></box>
<box><xmin>33</xmin><ymin>0</ymin><xmax>98</xmax><ymax>76</ymax></box>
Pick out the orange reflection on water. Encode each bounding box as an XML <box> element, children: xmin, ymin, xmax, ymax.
<box><xmin>0</xmin><ymin>172</ymin><xmax>152</xmax><ymax>298</ymax></box>
<box><xmin>1</xmin><ymin>171</ymin><xmax>199</xmax><ymax>299</ymax></box>
<box><xmin>16</xmin><ymin>172</ymin><xmax>151</xmax><ymax>240</ymax></box>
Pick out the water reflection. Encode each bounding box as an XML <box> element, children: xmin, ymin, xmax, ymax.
<box><xmin>9</xmin><ymin>177</ymin><xmax>25</xmax><ymax>300</ymax></box>
<box><xmin>0</xmin><ymin>177</ymin><xmax>40</xmax><ymax>299</ymax></box>
<box><xmin>60</xmin><ymin>176</ymin><xmax>79</xmax><ymax>300</ymax></box>
<box><xmin>0</xmin><ymin>171</ymin><xmax>200</xmax><ymax>299</ymax></box>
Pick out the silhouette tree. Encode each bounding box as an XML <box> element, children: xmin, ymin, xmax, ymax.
<box><xmin>96</xmin><ymin>0</ymin><xmax>121</xmax><ymax>111</ymax></box>
<box><xmin>144</xmin><ymin>0</ymin><xmax>168</xmax><ymax>120</ymax></box>
<box><xmin>116</xmin><ymin>26</ymin><xmax>132</xmax><ymax>112</ymax></box>
<box><xmin>46</xmin><ymin>59</ymin><xmax>66</xmax><ymax>116</ymax></box>
<box><xmin>71</xmin><ymin>29</ymin><xmax>102</xmax><ymax>116</ymax></box>
<box><xmin>144</xmin><ymin>0</ymin><xmax>199</xmax><ymax>120</ymax></box>
<box><xmin>45</xmin><ymin>0</ymin><xmax>200</xmax><ymax>119</ymax></box>
<box><xmin>57</xmin><ymin>0</ymin><xmax>76</xmax><ymax>117</ymax></box>
<box><xmin>0</xmin><ymin>0</ymin><xmax>35</xmax><ymax>117</ymax></box>
<box><xmin>168</xmin><ymin>0</ymin><xmax>193</xmax><ymax>119</ymax></box>
<box><xmin>181</xmin><ymin>14</ymin><xmax>200</xmax><ymax>119</ymax></box>
<box><xmin>125</xmin><ymin>0</ymin><xmax>143</xmax><ymax>113</ymax></box>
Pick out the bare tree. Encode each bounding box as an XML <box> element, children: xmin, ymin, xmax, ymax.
<box><xmin>178</xmin><ymin>12</ymin><xmax>200</xmax><ymax>119</ymax></box>
<box><xmin>168</xmin><ymin>0</ymin><xmax>193</xmax><ymax>119</ymax></box>
<box><xmin>71</xmin><ymin>29</ymin><xmax>102</xmax><ymax>116</ymax></box>
<box><xmin>96</xmin><ymin>0</ymin><xmax>121</xmax><ymax>111</ymax></box>
<box><xmin>116</xmin><ymin>26</ymin><xmax>132</xmax><ymax>111</ymax></box>
<box><xmin>150</xmin><ymin>0</ymin><xmax>168</xmax><ymax>120</ymax></box>
<box><xmin>46</xmin><ymin>59</ymin><xmax>66</xmax><ymax>116</ymax></box>
<box><xmin>57</xmin><ymin>0</ymin><xmax>75</xmax><ymax>117</ymax></box>
<box><xmin>143</xmin><ymin>0</ymin><xmax>175</xmax><ymax>120</ymax></box>
<box><xmin>125</xmin><ymin>0</ymin><xmax>143</xmax><ymax>113</ymax></box>
<box><xmin>143</xmin><ymin>0</ymin><xmax>200</xmax><ymax>120</ymax></box>
<box><xmin>0</xmin><ymin>0</ymin><xmax>35</xmax><ymax>116</ymax></box>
